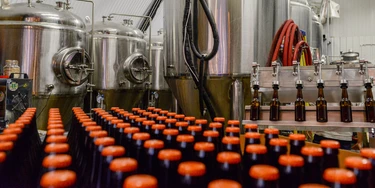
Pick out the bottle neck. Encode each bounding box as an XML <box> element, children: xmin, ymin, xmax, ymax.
<box><xmin>365</xmin><ymin>84</ymin><xmax>373</xmax><ymax>99</ymax></box>
<box><xmin>318</xmin><ymin>86</ymin><xmax>325</xmax><ymax>98</ymax></box>
<box><xmin>296</xmin><ymin>85</ymin><xmax>303</xmax><ymax>99</ymax></box>
<box><xmin>272</xmin><ymin>85</ymin><xmax>279</xmax><ymax>99</ymax></box>
<box><xmin>341</xmin><ymin>84</ymin><xmax>349</xmax><ymax>99</ymax></box>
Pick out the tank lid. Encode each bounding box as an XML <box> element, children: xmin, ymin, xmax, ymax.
<box><xmin>0</xmin><ymin>2</ymin><xmax>85</xmax><ymax>29</ymax></box>
<box><xmin>92</xmin><ymin>19</ymin><xmax>145</xmax><ymax>39</ymax></box>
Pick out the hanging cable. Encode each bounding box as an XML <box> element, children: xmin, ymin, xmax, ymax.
<box><xmin>182</xmin><ymin>0</ymin><xmax>219</xmax><ymax>119</ymax></box>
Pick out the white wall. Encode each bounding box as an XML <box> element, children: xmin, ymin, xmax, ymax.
<box><xmin>5</xmin><ymin>0</ymin><xmax>164</xmax><ymax>35</ymax></box>
<box><xmin>325</xmin><ymin>0</ymin><xmax>375</xmax><ymax>62</ymax></box>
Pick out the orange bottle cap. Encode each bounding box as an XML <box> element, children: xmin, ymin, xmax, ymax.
<box><xmin>289</xmin><ymin>134</ymin><xmax>306</xmax><ymax>141</ymax></box>
<box><xmin>151</xmin><ymin>124</ymin><xmax>166</xmax><ymax>130</ymax></box>
<box><xmin>85</xmin><ymin>126</ymin><xmax>102</xmax><ymax>132</ymax></box>
<box><xmin>3</xmin><ymin>128</ymin><xmax>22</xmax><ymax>135</ymax></box>
<box><xmin>48</xmin><ymin>117</ymin><xmax>61</xmax><ymax>121</ymax></box>
<box><xmin>158</xmin><ymin>149</ymin><xmax>182</xmax><ymax>161</ymax></box>
<box><xmin>42</xmin><ymin>154</ymin><xmax>72</xmax><ymax>168</ymax></box>
<box><xmin>278</xmin><ymin>154</ymin><xmax>304</xmax><ymax>167</ymax></box>
<box><xmin>15</xmin><ymin>119</ymin><xmax>31</xmax><ymax>125</ymax></box>
<box><xmin>0</xmin><ymin>134</ymin><xmax>17</xmax><ymax>142</ymax></box>
<box><xmin>132</xmin><ymin>107</ymin><xmax>141</xmax><ymax>111</ymax></box>
<box><xmin>209</xmin><ymin>122</ymin><xmax>222</xmax><ymax>128</ymax></box>
<box><xmin>119</xmin><ymin>111</ymin><xmax>129</xmax><ymax>115</ymax></box>
<box><xmin>105</xmin><ymin>116</ymin><xmax>117</xmax><ymax>121</ymax></box>
<box><xmin>44</xmin><ymin>143</ymin><xmax>69</xmax><ymax>153</ymax></box>
<box><xmin>245</xmin><ymin>132</ymin><xmax>261</xmax><ymax>139</ymax></box>
<box><xmin>111</xmin><ymin>107</ymin><xmax>119</xmax><ymax>110</ymax></box>
<box><xmin>227</xmin><ymin>120</ymin><xmax>240</xmax><ymax>126</ymax></box>
<box><xmin>8</xmin><ymin>123</ymin><xmax>24</xmax><ymax>129</ymax></box>
<box><xmin>163</xmin><ymin>129</ymin><xmax>179</xmax><ymax>136</ymax></box>
<box><xmin>132</xmin><ymin>133</ymin><xmax>150</xmax><ymax>140</ymax></box>
<box><xmin>98</xmin><ymin>111</ymin><xmax>109</xmax><ymax>116</ymax></box>
<box><xmin>323</xmin><ymin>168</ymin><xmax>356</xmax><ymax>185</ymax></box>
<box><xmin>249</xmin><ymin>165</ymin><xmax>279</xmax><ymax>181</ymax></box>
<box><xmin>188</xmin><ymin>125</ymin><xmax>202</xmax><ymax>132</ymax></box>
<box><xmin>195</xmin><ymin>119</ymin><xmax>208</xmax><ymax>124</ymax></box>
<box><xmin>299</xmin><ymin>184</ymin><xmax>329</xmax><ymax>188</ymax></box>
<box><xmin>264</xmin><ymin>128</ymin><xmax>279</xmax><ymax>134</ymax></box>
<box><xmin>301</xmin><ymin>146</ymin><xmax>323</xmax><ymax>157</ymax></box>
<box><xmin>160</xmin><ymin>110</ymin><xmax>169</xmax><ymax>115</ymax></box>
<box><xmin>194</xmin><ymin>142</ymin><xmax>215</xmax><ymax>152</ymax></box>
<box><xmin>184</xmin><ymin>116</ymin><xmax>196</xmax><ymax>121</ymax></box>
<box><xmin>165</xmin><ymin>118</ymin><xmax>177</xmax><ymax>123</ymax></box>
<box><xmin>94</xmin><ymin>137</ymin><xmax>115</xmax><ymax>146</ymax></box>
<box><xmin>129</xmin><ymin>115</ymin><xmax>140</xmax><ymax>120</ymax></box>
<box><xmin>123</xmin><ymin>113</ymin><xmax>132</xmax><ymax>117</ymax></box>
<box><xmin>48</xmin><ymin>120</ymin><xmax>63</xmax><ymax>125</ymax></box>
<box><xmin>135</xmin><ymin>118</ymin><xmax>147</xmax><ymax>123</ymax></box>
<box><xmin>153</xmin><ymin>108</ymin><xmax>162</xmax><ymax>112</ymax></box>
<box><xmin>214</xmin><ymin>117</ymin><xmax>225</xmax><ymax>122</ymax></box>
<box><xmin>225</xmin><ymin>127</ymin><xmax>240</xmax><ymax>133</ymax></box>
<box><xmin>246</xmin><ymin>144</ymin><xmax>267</xmax><ymax>154</ymax></box>
<box><xmin>143</xmin><ymin>112</ymin><xmax>152</xmax><ymax>117</ymax></box>
<box><xmin>222</xmin><ymin>136</ymin><xmax>240</xmax><ymax>145</ymax></box>
<box><xmin>40</xmin><ymin>170</ymin><xmax>76</xmax><ymax>188</ymax></box>
<box><xmin>217</xmin><ymin>152</ymin><xmax>241</xmax><ymax>164</ymax></box>
<box><xmin>124</xmin><ymin>127</ymin><xmax>140</xmax><ymax>134</ymax></box>
<box><xmin>142</xmin><ymin>120</ymin><xmax>155</xmax><ymax>126</ymax></box>
<box><xmin>360</xmin><ymin>148</ymin><xmax>375</xmax><ymax>159</ymax></box>
<box><xmin>149</xmin><ymin>114</ymin><xmax>158</xmax><ymax>119</ymax></box>
<box><xmin>0</xmin><ymin>142</ymin><xmax>13</xmax><ymax>151</ymax></box>
<box><xmin>79</xmin><ymin>118</ymin><xmax>91</xmax><ymax>124</ymax></box>
<box><xmin>47</xmin><ymin>129</ymin><xmax>65</xmax><ymax>136</ymax></box>
<box><xmin>208</xmin><ymin>179</ymin><xmax>241</xmax><ymax>188</ymax></box>
<box><xmin>175</xmin><ymin>114</ymin><xmax>185</xmax><ymax>119</ymax></box>
<box><xmin>102</xmin><ymin>146</ymin><xmax>126</xmax><ymax>157</ymax></box>
<box><xmin>244</xmin><ymin>124</ymin><xmax>258</xmax><ymax>129</ymax></box>
<box><xmin>89</xmin><ymin>130</ymin><xmax>108</xmax><ymax>138</ymax></box>
<box><xmin>203</xmin><ymin>130</ymin><xmax>219</xmax><ymax>137</ymax></box>
<box><xmin>176</xmin><ymin>135</ymin><xmax>194</xmax><ymax>143</ymax></box>
<box><xmin>46</xmin><ymin>135</ymin><xmax>68</xmax><ymax>144</ymax></box>
<box><xmin>0</xmin><ymin>152</ymin><xmax>6</xmax><ymax>163</ymax></box>
<box><xmin>156</xmin><ymin>116</ymin><xmax>167</xmax><ymax>121</ymax></box>
<box><xmin>117</xmin><ymin>123</ymin><xmax>131</xmax><ymax>129</ymax></box>
<box><xmin>167</xmin><ymin>112</ymin><xmax>176</xmax><ymax>117</ymax></box>
<box><xmin>47</xmin><ymin>124</ymin><xmax>64</xmax><ymax>130</ymax></box>
<box><xmin>147</xmin><ymin>107</ymin><xmax>155</xmax><ymax>111</ymax></box>
<box><xmin>110</xmin><ymin>157</ymin><xmax>138</xmax><ymax>172</ymax></box>
<box><xmin>176</xmin><ymin>122</ymin><xmax>188</xmax><ymax>127</ymax></box>
<box><xmin>269</xmin><ymin>138</ymin><xmax>288</xmax><ymax>146</ymax></box>
<box><xmin>123</xmin><ymin>174</ymin><xmax>158</xmax><ymax>188</ymax></box>
<box><xmin>144</xmin><ymin>140</ymin><xmax>164</xmax><ymax>149</ymax></box>
<box><xmin>137</xmin><ymin>110</ymin><xmax>146</xmax><ymax>114</ymax></box>
<box><xmin>344</xmin><ymin>156</ymin><xmax>372</xmax><ymax>170</ymax></box>
<box><xmin>111</xmin><ymin>119</ymin><xmax>124</xmax><ymax>124</ymax></box>
<box><xmin>320</xmin><ymin>140</ymin><xmax>340</xmax><ymax>149</ymax></box>
<box><xmin>178</xmin><ymin>161</ymin><xmax>206</xmax><ymax>176</ymax></box>
<box><xmin>82</xmin><ymin>121</ymin><xmax>96</xmax><ymax>127</ymax></box>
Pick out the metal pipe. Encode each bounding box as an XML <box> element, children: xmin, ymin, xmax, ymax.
<box><xmin>77</xmin><ymin>0</ymin><xmax>95</xmax><ymax>115</ymax></box>
<box><xmin>28</xmin><ymin>0</ymin><xmax>32</xmax><ymax>7</ymax></box>
<box><xmin>231</xmin><ymin>79</ymin><xmax>244</xmax><ymax>127</ymax></box>
<box><xmin>108</xmin><ymin>13</ymin><xmax>152</xmax><ymax>65</ymax></box>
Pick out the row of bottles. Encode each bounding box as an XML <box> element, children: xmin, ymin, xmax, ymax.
<box><xmin>66</xmin><ymin>106</ymin><xmax>375</xmax><ymax>188</ymax></box>
<box><xmin>250</xmin><ymin>80</ymin><xmax>375</xmax><ymax>123</ymax></box>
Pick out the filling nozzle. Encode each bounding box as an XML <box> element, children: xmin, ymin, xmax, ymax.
<box><xmin>316</xmin><ymin>60</ymin><xmax>324</xmax><ymax>86</ymax></box>
<box><xmin>271</xmin><ymin>61</ymin><xmax>280</xmax><ymax>86</ymax></box>
<box><xmin>252</xmin><ymin>62</ymin><xmax>260</xmax><ymax>85</ymax></box>
<box><xmin>292</xmin><ymin>60</ymin><xmax>301</xmax><ymax>81</ymax></box>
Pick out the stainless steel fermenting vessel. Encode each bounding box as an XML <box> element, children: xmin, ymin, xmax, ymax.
<box><xmin>0</xmin><ymin>1</ymin><xmax>91</xmax><ymax>130</ymax></box>
<box><xmin>92</xmin><ymin>17</ymin><xmax>151</xmax><ymax>111</ymax></box>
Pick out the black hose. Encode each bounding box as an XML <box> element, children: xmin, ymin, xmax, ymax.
<box><xmin>138</xmin><ymin>0</ymin><xmax>163</xmax><ymax>32</ymax></box>
<box><xmin>183</xmin><ymin>0</ymin><xmax>219</xmax><ymax>120</ymax></box>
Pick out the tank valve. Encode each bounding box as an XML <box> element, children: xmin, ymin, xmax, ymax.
<box><xmin>45</xmin><ymin>84</ymin><xmax>54</xmax><ymax>92</ymax></box>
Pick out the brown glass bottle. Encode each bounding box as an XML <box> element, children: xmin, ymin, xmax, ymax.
<box><xmin>269</xmin><ymin>84</ymin><xmax>280</xmax><ymax>121</ymax></box>
<box><xmin>340</xmin><ymin>83</ymin><xmax>352</xmax><ymax>122</ymax></box>
<box><xmin>251</xmin><ymin>85</ymin><xmax>261</xmax><ymax>121</ymax></box>
<box><xmin>344</xmin><ymin>156</ymin><xmax>372</xmax><ymax>188</ymax></box>
<box><xmin>295</xmin><ymin>84</ymin><xmax>306</xmax><ymax>121</ymax></box>
<box><xmin>364</xmin><ymin>83</ymin><xmax>375</xmax><ymax>122</ymax></box>
<box><xmin>316</xmin><ymin>83</ymin><xmax>328</xmax><ymax>122</ymax></box>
